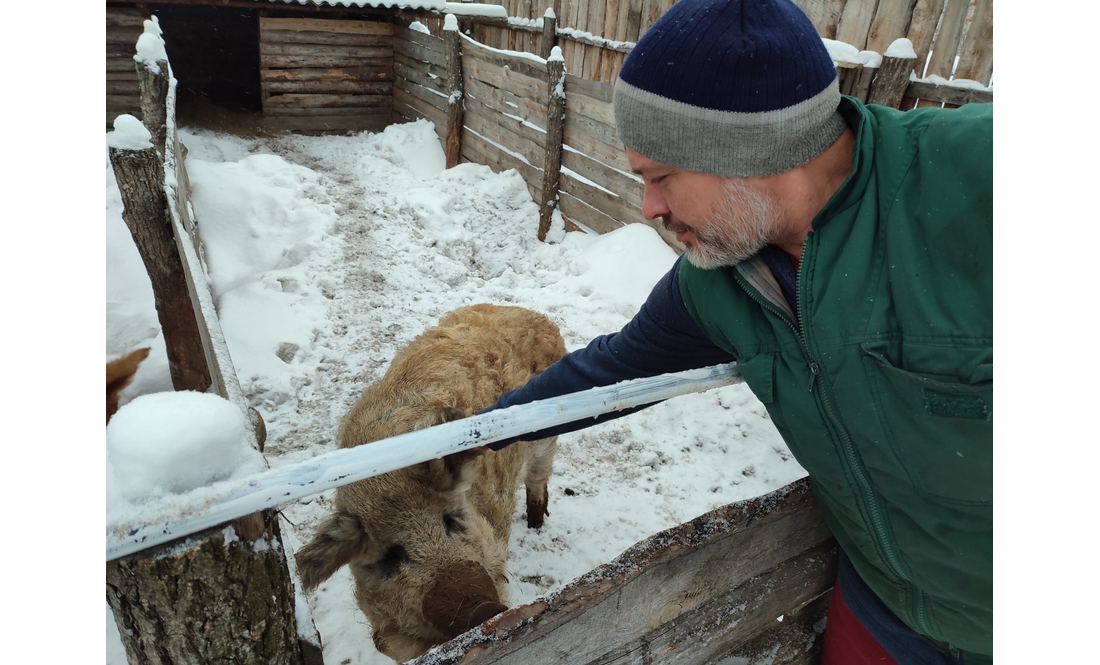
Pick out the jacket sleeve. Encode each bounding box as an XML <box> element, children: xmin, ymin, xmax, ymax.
<box><xmin>482</xmin><ymin>257</ymin><xmax>734</xmax><ymax>450</ymax></box>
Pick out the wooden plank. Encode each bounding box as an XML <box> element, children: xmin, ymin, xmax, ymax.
<box><xmin>866</xmin><ymin>0</ymin><xmax>918</xmax><ymax>55</ymax></box>
<box><xmin>560</xmin><ymin>170</ymin><xmax>643</xmax><ymax>230</ymax></box>
<box><xmin>395</xmin><ymin>25</ymin><xmax>446</xmax><ymax>61</ymax></box>
<box><xmin>923</xmin><ymin>0</ymin><xmax>968</xmax><ymax>79</ymax></box>
<box><xmin>107</xmin><ymin>71</ymin><xmax>141</xmax><ymax>82</ymax></box>
<box><xmin>717</xmin><ymin>590</ymin><xmax>831</xmax><ymax>665</ymax></box>
<box><xmin>405</xmin><ymin>480</ymin><xmax>834</xmax><ymax>665</ymax></box>
<box><xmin>559</xmin><ymin>190</ymin><xmax>628</xmax><ymax>234</ymax></box>
<box><xmin>106</xmin><ymin>7</ymin><xmax>146</xmax><ymax>27</ymax></box>
<box><xmin>260</xmin><ymin>42</ymin><xmax>393</xmax><ymax>59</ymax></box>
<box><xmin>464</xmin><ymin>103</ymin><xmax>545</xmax><ymax>172</ymax></box>
<box><xmin>260</xmin><ymin>30</ymin><xmax>393</xmax><ymax>47</ymax></box>
<box><xmin>260</xmin><ymin>52</ymin><xmax>393</xmax><ymax>69</ymax></box>
<box><xmin>263</xmin><ymin>106</ymin><xmax>393</xmax><ymax>117</ymax></box>
<box><xmin>264</xmin><ymin>93</ymin><xmax>391</xmax><ymax>108</ymax></box>
<box><xmin>834</xmin><ymin>0</ymin><xmax>879</xmax><ymax>51</ymax></box>
<box><xmin>464</xmin><ymin>56</ymin><xmax>549</xmax><ymax>111</ymax></box>
<box><xmin>539</xmin><ymin>56</ymin><xmax>567</xmax><ymax>240</ymax></box>
<box><xmin>562</xmin><ymin>147</ymin><xmax>643</xmax><ymax>210</ymax></box>
<box><xmin>262</xmin><ymin>113</ymin><xmax>393</xmax><ymax>133</ymax></box>
<box><xmin>262</xmin><ymin>80</ymin><xmax>392</xmax><ymax>94</ymax></box>
<box><xmin>395</xmin><ymin>57</ymin><xmax>449</xmax><ymax>94</ymax></box>
<box><xmin>106</xmin><ymin>25</ymin><xmax>144</xmax><ymax>47</ymax></box>
<box><xmin>564</xmin><ymin>85</ymin><xmax>617</xmax><ymax>127</ymax></box>
<box><xmin>904</xmin><ymin>81</ymin><xmax>993</xmax><ymax>105</ymax></box>
<box><xmin>792</xmin><ymin>0</ymin><xmax>847</xmax><ymax>40</ymax></box>
<box><xmin>563</xmin><ymin>118</ymin><xmax>634</xmax><ymax>175</ymax></box>
<box><xmin>395</xmin><ymin>34</ymin><xmax>447</xmax><ymax>69</ymax></box>
<box><xmin>108</xmin><ymin>80</ymin><xmax>142</xmax><ymax>96</ymax></box>
<box><xmin>461</xmin><ymin>35</ymin><xmax>549</xmax><ymax>82</ymax></box>
<box><xmin>460</xmin><ymin>128</ymin><xmax>543</xmax><ymax>199</ymax></box>
<box><xmin>393</xmin><ymin>96</ymin><xmax>447</xmax><ymax>140</ymax></box>
<box><xmin>108</xmin><ymin>57</ymin><xmax>137</xmax><ymax>72</ymax></box>
<box><xmin>904</xmin><ymin>0</ymin><xmax>947</xmax><ymax>75</ymax></box>
<box><xmin>625</xmin><ymin>0</ymin><xmax>645</xmax><ymax>42</ymax></box>
<box><xmin>396</xmin><ymin>68</ymin><xmax>450</xmax><ymax>109</ymax></box>
<box><xmin>393</xmin><ymin>83</ymin><xmax>449</xmax><ymax>125</ymax></box>
<box><xmin>261</xmin><ymin>66</ymin><xmax>393</xmax><ymax>83</ymax></box>
<box><xmin>564</xmin><ymin>105</ymin><xmax>621</xmax><ymax>152</ymax></box>
<box><xmin>867</xmin><ymin>55</ymin><xmax>916</xmax><ymax>108</ymax></box>
<box><xmin>463</xmin><ymin>91</ymin><xmax>547</xmax><ymax>151</ymax></box>
<box><xmin>259</xmin><ymin>16</ymin><xmax>394</xmax><ymax>36</ymax></box>
<box><xmin>952</xmin><ymin>0</ymin><xmax>993</xmax><ymax>86</ymax></box>
<box><xmin>465</xmin><ymin>74</ymin><xmax>548</xmax><ymax>130</ymax></box>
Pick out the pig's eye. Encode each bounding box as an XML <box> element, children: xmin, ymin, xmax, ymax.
<box><xmin>443</xmin><ymin>513</ymin><xmax>465</xmax><ymax>535</ymax></box>
<box><xmin>377</xmin><ymin>544</ymin><xmax>409</xmax><ymax>578</ymax></box>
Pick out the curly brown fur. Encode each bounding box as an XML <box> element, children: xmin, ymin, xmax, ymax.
<box><xmin>296</xmin><ymin>304</ymin><xmax>566</xmax><ymax>663</ymax></box>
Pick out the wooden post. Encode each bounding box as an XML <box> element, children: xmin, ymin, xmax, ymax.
<box><xmin>136</xmin><ymin>60</ymin><xmax>169</xmax><ymax>158</ymax></box>
<box><xmin>444</xmin><ymin>15</ymin><xmax>464</xmax><ymax>169</ymax></box>
<box><xmin>540</xmin><ymin>7</ymin><xmax>558</xmax><ymax>60</ymax></box>
<box><xmin>868</xmin><ymin>40</ymin><xmax>918</xmax><ymax>109</ymax></box>
<box><xmin>539</xmin><ymin>47</ymin><xmax>566</xmax><ymax>242</ymax></box>
<box><xmin>106</xmin><ymin>517</ymin><xmax>314</xmax><ymax>665</ymax></box>
<box><xmin>108</xmin><ymin>136</ymin><xmax>212</xmax><ymax>394</ymax></box>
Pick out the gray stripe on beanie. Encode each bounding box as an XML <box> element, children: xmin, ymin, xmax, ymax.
<box><xmin>613</xmin><ymin>77</ymin><xmax>846</xmax><ymax>177</ymax></box>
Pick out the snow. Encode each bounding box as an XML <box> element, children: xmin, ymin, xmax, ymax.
<box><xmin>885</xmin><ymin>37</ymin><xmax>917</xmax><ymax>60</ymax></box>
<box><xmin>133</xmin><ymin>17</ymin><xmax>167</xmax><ymax>72</ymax></box>
<box><xmin>107</xmin><ymin>391</ymin><xmax>265</xmax><ymax>507</ymax></box>
<box><xmin>105</xmin><ymin>115</ymin><xmax>152</xmax><ymax>151</ymax></box>
<box><xmin>104</xmin><ymin>118</ymin><xmax>807</xmax><ymax>663</ymax></box>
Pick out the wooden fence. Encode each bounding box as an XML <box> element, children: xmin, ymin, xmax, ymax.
<box><xmin>466</xmin><ymin>0</ymin><xmax>993</xmax><ymax>107</ymax></box>
<box><xmin>394</xmin><ymin>22</ymin><xmax>676</xmax><ymax>244</ymax></box>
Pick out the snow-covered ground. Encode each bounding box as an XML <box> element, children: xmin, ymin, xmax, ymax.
<box><xmin>105</xmin><ymin>119</ymin><xmax>806</xmax><ymax>664</ymax></box>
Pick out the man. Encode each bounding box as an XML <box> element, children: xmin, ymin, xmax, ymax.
<box><xmin>481</xmin><ymin>0</ymin><xmax>992</xmax><ymax>663</ymax></box>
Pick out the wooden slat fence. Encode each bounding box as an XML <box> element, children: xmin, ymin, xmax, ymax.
<box><xmin>393</xmin><ymin>23</ymin><xmax>678</xmax><ymax>244</ymax></box>
<box><xmin>260</xmin><ymin>16</ymin><xmax>396</xmax><ymax>132</ymax></box>
<box><xmin>454</xmin><ymin>0</ymin><xmax>992</xmax><ymax>106</ymax></box>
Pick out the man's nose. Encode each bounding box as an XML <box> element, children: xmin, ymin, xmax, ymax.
<box><xmin>640</xmin><ymin>185</ymin><xmax>670</xmax><ymax>221</ymax></box>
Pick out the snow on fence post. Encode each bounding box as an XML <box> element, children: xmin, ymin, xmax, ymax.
<box><xmin>538</xmin><ymin>46</ymin><xmax>566</xmax><ymax>242</ymax></box>
<box><xmin>107</xmin><ymin>18</ymin><xmax>318</xmax><ymax>665</ymax></box>
<box><xmin>540</xmin><ymin>7</ymin><xmax>557</xmax><ymax>60</ymax></box>
<box><xmin>444</xmin><ymin>14</ymin><xmax>465</xmax><ymax>169</ymax></box>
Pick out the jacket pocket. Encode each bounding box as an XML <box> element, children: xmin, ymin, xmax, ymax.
<box><xmin>736</xmin><ymin>352</ymin><xmax>775</xmax><ymax>404</ymax></box>
<box><xmin>861</xmin><ymin>345</ymin><xmax>992</xmax><ymax>505</ymax></box>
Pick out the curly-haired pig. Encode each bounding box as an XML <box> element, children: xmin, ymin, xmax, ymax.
<box><xmin>295</xmin><ymin>304</ymin><xmax>567</xmax><ymax>662</ymax></box>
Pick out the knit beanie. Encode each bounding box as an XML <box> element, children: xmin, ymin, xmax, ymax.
<box><xmin>613</xmin><ymin>0</ymin><xmax>846</xmax><ymax>177</ymax></box>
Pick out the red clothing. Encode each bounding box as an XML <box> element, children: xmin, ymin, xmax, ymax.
<box><xmin>822</xmin><ymin>578</ymin><xmax>897</xmax><ymax>665</ymax></box>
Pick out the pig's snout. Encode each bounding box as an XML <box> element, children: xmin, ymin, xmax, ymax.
<box><xmin>422</xmin><ymin>560</ymin><xmax>507</xmax><ymax>638</ymax></box>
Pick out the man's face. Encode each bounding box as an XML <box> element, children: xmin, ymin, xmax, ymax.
<box><xmin>626</xmin><ymin>149</ymin><xmax>782</xmax><ymax>269</ymax></box>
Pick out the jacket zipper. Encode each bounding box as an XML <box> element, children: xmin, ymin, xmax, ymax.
<box><xmin>734</xmin><ymin>242</ymin><xmax>932</xmax><ymax>637</ymax></box>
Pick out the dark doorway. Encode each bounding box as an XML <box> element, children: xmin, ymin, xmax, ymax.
<box><xmin>149</xmin><ymin>4</ymin><xmax>262</xmax><ymax>116</ymax></box>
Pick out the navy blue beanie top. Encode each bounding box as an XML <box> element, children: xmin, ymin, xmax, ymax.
<box><xmin>613</xmin><ymin>0</ymin><xmax>845</xmax><ymax>177</ymax></box>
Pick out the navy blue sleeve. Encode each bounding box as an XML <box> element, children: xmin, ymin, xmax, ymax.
<box><xmin>482</xmin><ymin>257</ymin><xmax>734</xmax><ymax>449</ymax></box>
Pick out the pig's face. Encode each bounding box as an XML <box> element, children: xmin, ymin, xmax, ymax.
<box><xmin>296</xmin><ymin>450</ymin><xmax>510</xmax><ymax>662</ymax></box>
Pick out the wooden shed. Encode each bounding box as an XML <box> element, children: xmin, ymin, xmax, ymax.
<box><xmin>106</xmin><ymin>0</ymin><xmax>457</xmax><ymax>132</ymax></box>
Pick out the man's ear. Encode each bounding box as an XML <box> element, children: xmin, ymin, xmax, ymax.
<box><xmin>295</xmin><ymin>510</ymin><xmax>370</xmax><ymax>592</ymax></box>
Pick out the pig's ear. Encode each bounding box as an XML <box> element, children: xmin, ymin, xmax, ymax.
<box><xmin>415</xmin><ymin>406</ymin><xmax>484</xmax><ymax>494</ymax></box>
<box><xmin>295</xmin><ymin>510</ymin><xmax>370</xmax><ymax>592</ymax></box>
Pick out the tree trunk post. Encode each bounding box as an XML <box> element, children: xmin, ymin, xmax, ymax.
<box><xmin>106</xmin><ymin>515</ymin><xmax>315</xmax><ymax>665</ymax></box>
<box><xmin>444</xmin><ymin>16</ymin><xmax>464</xmax><ymax>169</ymax></box>
<box><xmin>539</xmin><ymin>48</ymin><xmax>566</xmax><ymax>242</ymax></box>
<box><xmin>868</xmin><ymin>54</ymin><xmax>918</xmax><ymax>109</ymax></box>
<box><xmin>136</xmin><ymin>57</ymin><xmax>170</xmax><ymax>158</ymax></box>
<box><xmin>108</xmin><ymin>142</ymin><xmax>213</xmax><ymax>394</ymax></box>
<box><xmin>540</xmin><ymin>8</ymin><xmax>558</xmax><ymax>60</ymax></box>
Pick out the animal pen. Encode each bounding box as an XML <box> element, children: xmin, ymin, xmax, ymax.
<box><xmin>105</xmin><ymin>1</ymin><xmax>992</xmax><ymax>663</ymax></box>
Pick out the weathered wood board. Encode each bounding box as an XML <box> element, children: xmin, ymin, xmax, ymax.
<box><xmin>408</xmin><ymin>478</ymin><xmax>836</xmax><ymax>665</ymax></box>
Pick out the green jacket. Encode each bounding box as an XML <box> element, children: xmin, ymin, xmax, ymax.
<box><xmin>679</xmin><ymin>98</ymin><xmax>993</xmax><ymax>659</ymax></box>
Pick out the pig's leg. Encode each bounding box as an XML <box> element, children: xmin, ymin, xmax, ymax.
<box><xmin>524</xmin><ymin>436</ymin><xmax>557</xmax><ymax>529</ymax></box>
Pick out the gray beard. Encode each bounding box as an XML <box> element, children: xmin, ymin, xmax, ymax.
<box><xmin>664</xmin><ymin>178</ymin><xmax>778</xmax><ymax>270</ymax></box>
